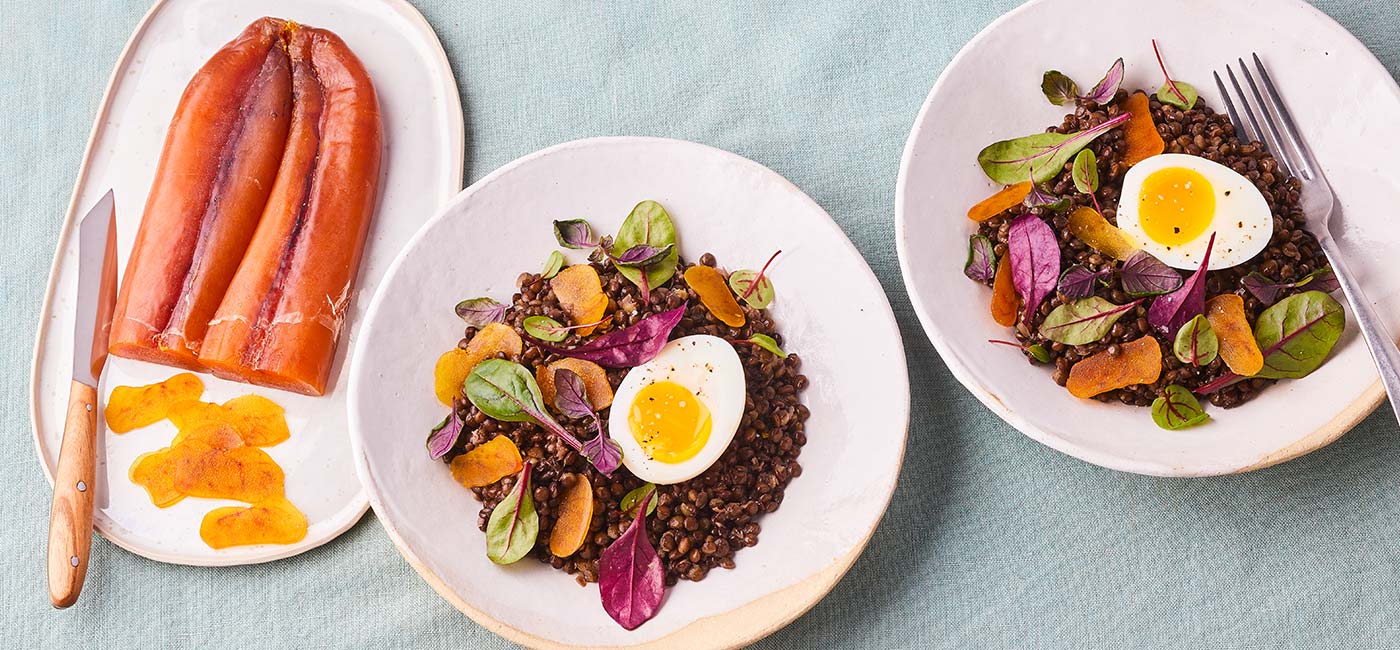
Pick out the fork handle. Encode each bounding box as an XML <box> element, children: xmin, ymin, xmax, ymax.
<box><xmin>47</xmin><ymin>379</ymin><xmax>97</xmax><ymax>608</ymax></box>
<box><xmin>1320</xmin><ymin>236</ymin><xmax>1400</xmax><ymax>425</ymax></box>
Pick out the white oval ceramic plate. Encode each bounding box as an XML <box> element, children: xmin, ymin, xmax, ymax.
<box><xmin>29</xmin><ymin>0</ymin><xmax>463</xmax><ymax>565</ymax></box>
<box><xmin>897</xmin><ymin>0</ymin><xmax>1400</xmax><ymax>477</ymax></box>
<box><xmin>349</xmin><ymin>137</ymin><xmax>908</xmax><ymax>648</ymax></box>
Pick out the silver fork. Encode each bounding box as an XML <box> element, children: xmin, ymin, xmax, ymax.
<box><xmin>1214</xmin><ymin>54</ymin><xmax>1400</xmax><ymax>425</ymax></box>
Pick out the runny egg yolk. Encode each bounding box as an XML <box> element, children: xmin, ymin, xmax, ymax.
<box><xmin>1138</xmin><ymin>166</ymin><xmax>1215</xmax><ymax>247</ymax></box>
<box><xmin>628</xmin><ymin>381</ymin><xmax>712</xmax><ymax>464</ymax></box>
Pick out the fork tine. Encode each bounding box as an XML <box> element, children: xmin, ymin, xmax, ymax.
<box><xmin>1225</xmin><ymin>65</ymin><xmax>1265</xmax><ymax>146</ymax></box>
<box><xmin>1252</xmin><ymin>53</ymin><xmax>1317</xmax><ymax>180</ymax></box>
<box><xmin>1236</xmin><ymin>58</ymin><xmax>1297</xmax><ymax>177</ymax></box>
<box><xmin>1213</xmin><ymin>71</ymin><xmax>1249</xmax><ymax>143</ymax></box>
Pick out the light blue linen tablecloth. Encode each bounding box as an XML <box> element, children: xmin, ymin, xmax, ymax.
<box><xmin>5</xmin><ymin>1</ymin><xmax>1400</xmax><ymax>647</ymax></box>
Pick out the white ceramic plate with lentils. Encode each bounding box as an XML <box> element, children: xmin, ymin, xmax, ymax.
<box><xmin>897</xmin><ymin>0</ymin><xmax>1400</xmax><ymax>476</ymax></box>
<box><xmin>348</xmin><ymin>137</ymin><xmax>909</xmax><ymax>648</ymax></box>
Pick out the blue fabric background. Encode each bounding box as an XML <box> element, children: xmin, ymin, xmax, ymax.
<box><xmin>4</xmin><ymin>1</ymin><xmax>1400</xmax><ymax>647</ymax></box>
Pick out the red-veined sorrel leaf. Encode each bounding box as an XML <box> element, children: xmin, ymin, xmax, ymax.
<box><xmin>1148</xmin><ymin>233</ymin><xmax>1215</xmax><ymax>336</ymax></box>
<box><xmin>1252</xmin><ymin>290</ymin><xmax>1346</xmax><ymax>379</ymax></box>
<box><xmin>486</xmin><ymin>462</ymin><xmax>538</xmax><ymax>564</ymax></box>
<box><xmin>599</xmin><ymin>490</ymin><xmax>664</xmax><ymax>630</ymax></box>
<box><xmin>1172</xmin><ymin>314</ymin><xmax>1219</xmax><ymax>366</ymax></box>
<box><xmin>977</xmin><ymin>112</ymin><xmax>1130</xmax><ymax>184</ymax></box>
<box><xmin>1008</xmin><ymin>214</ymin><xmax>1061</xmax><ymax>323</ymax></box>
<box><xmin>1152</xmin><ymin>385</ymin><xmax>1210</xmax><ymax>430</ymax></box>
<box><xmin>1039</xmin><ymin>297</ymin><xmax>1143</xmax><ymax>345</ymax></box>
<box><xmin>730</xmin><ymin>250</ymin><xmax>781</xmax><ymax>309</ymax></box>
<box><xmin>539</xmin><ymin>306</ymin><xmax>685</xmax><ymax>368</ymax></box>
<box><xmin>1152</xmin><ymin>39</ymin><xmax>1198</xmax><ymax>110</ymax></box>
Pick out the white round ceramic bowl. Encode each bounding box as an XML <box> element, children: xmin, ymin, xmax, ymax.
<box><xmin>896</xmin><ymin>0</ymin><xmax>1400</xmax><ymax>477</ymax></box>
<box><xmin>349</xmin><ymin>137</ymin><xmax>909</xmax><ymax>648</ymax></box>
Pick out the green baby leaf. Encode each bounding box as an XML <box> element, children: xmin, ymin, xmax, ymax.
<box><xmin>1253</xmin><ymin>291</ymin><xmax>1346</xmax><ymax>379</ymax></box>
<box><xmin>1039</xmin><ymin>297</ymin><xmax>1142</xmax><ymax>345</ymax></box>
<box><xmin>1041</xmin><ymin>70</ymin><xmax>1080</xmax><ymax>106</ymax></box>
<box><xmin>1157</xmin><ymin>80</ymin><xmax>1199</xmax><ymax>110</ymax></box>
<box><xmin>1072</xmin><ymin>149</ymin><xmax>1099</xmax><ymax>195</ymax></box>
<box><xmin>523</xmin><ymin>316</ymin><xmax>569</xmax><ymax>343</ymax></box>
<box><xmin>465</xmin><ymin>359</ymin><xmax>550</xmax><ymax>423</ymax></box>
<box><xmin>729</xmin><ymin>250</ymin><xmax>781</xmax><ymax>309</ymax></box>
<box><xmin>977</xmin><ymin>112</ymin><xmax>1130</xmax><ymax>185</ymax></box>
<box><xmin>612</xmin><ymin>200</ymin><xmax>679</xmax><ymax>293</ymax></box>
<box><xmin>747</xmin><ymin>334</ymin><xmax>788</xmax><ymax>358</ymax></box>
<box><xmin>620</xmin><ymin>483</ymin><xmax>659</xmax><ymax>518</ymax></box>
<box><xmin>542</xmin><ymin>251</ymin><xmax>565</xmax><ymax>280</ymax></box>
<box><xmin>486</xmin><ymin>462</ymin><xmax>538</xmax><ymax>564</ymax></box>
<box><xmin>1173</xmin><ymin>314</ymin><xmax>1219</xmax><ymax>367</ymax></box>
<box><xmin>455</xmin><ymin>297</ymin><xmax>506</xmax><ymax>328</ymax></box>
<box><xmin>1152</xmin><ymin>385</ymin><xmax>1210</xmax><ymax>430</ymax></box>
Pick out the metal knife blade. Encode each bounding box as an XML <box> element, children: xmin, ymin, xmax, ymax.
<box><xmin>71</xmin><ymin>190</ymin><xmax>115</xmax><ymax>387</ymax></box>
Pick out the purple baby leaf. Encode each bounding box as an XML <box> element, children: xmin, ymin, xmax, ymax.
<box><xmin>1057</xmin><ymin>264</ymin><xmax>1108</xmax><ymax>299</ymax></box>
<box><xmin>613</xmin><ymin>243</ymin><xmax>675</xmax><ymax>268</ymax></box>
<box><xmin>553</xmin><ymin>219</ymin><xmax>600</xmax><ymax>249</ymax></box>
<box><xmin>539</xmin><ymin>306</ymin><xmax>686</xmax><ymax>368</ymax></box>
<box><xmin>455</xmin><ymin>297</ymin><xmax>506</xmax><ymax>327</ymax></box>
<box><xmin>425</xmin><ymin>398</ymin><xmax>466</xmax><ymax>460</ymax></box>
<box><xmin>1121</xmin><ymin>251</ymin><xmax>1183</xmax><ymax>297</ymax></box>
<box><xmin>1243</xmin><ymin>266</ymin><xmax>1338</xmax><ymax>306</ymax></box>
<box><xmin>1299</xmin><ymin>267</ymin><xmax>1340</xmax><ymax>294</ymax></box>
<box><xmin>599</xmin><ymin>491</ymin><xmax>665</xmax><ymax>630</ymax></box>
<box><xmin>1081</xmin><ymin>58</ymin><xmax>1125</xmax><ymax>105</ymax></box>
<box><xmin>552</xmin><ymin>369</ymin><xmax>595</xmax><ymax>419</ymax></box>
<box><xmin>1008</xmin><ymin>214</ymin><xmax>1062</xmax><ymax>323</ymax></box>
<box><xmin>964</xmin><ymin>235</ymin><xmax>997</xmax><ymax>282</ymax></box>
<box><xmin>1041</xmin><ymin>70</ymin><xmax>1079</xmax><ymax>106</ymax></box>
<box><xmin>581</xmin><ymin>432</ymin><xmax>623</xmax><ymax>476</ymax></box>
<box><xmin>1148</xmin><ymin>233</ymin><xmax>1215</xmax><ymax>336</ymax></box>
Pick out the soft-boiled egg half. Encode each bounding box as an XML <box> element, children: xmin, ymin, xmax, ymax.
<box><xmin>608</xmin><ymin>335</ymin><xmax>746</xmax><ymax>485</ymax></box>
<box><xmin>1116</xmin><ymin>153</ymin><xmax>1273</xmax><ymax>270</ymax></box>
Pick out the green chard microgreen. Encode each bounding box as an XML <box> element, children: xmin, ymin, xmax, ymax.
<box><xmin>1152</xmin><ymin>39</ymin><xmax>1198</xmax><ymax>110</ymax></box>
<box><xmin>988</xmin><ymin>339</ymin><xmax>1051</xmax><ymax>364</ymax></box>
<box><xmin>978</xmin><ymin>112</ymin><xmax>1131</xmax><ymax>184</ymax></box>
<box><xmin>1152</xmin><ymin>385</ymin><xmax>1210</xmax><ymax>430</ymax></box>
<box><xmin>1173</xmin><ymin>314</ymin><xmax>1219</xmax><ymax>367</ymax></box>
<box><xmin>486</xmin><ymin>461</ymin><xmax>539</xmax><ymax>564</ymax></box>
<box><xmin>729</xmin><ymin>249</ymin><xmax>781</xmax><ymax>309</ymax></box>
<box><xmin>542</xmin><ymin>251</ymin><xmax>565</xmax><ymax>280</ymax></box>
<box><xmin>1041</xmin><ymin>58</ymin><xmax>1123</xmax><ymax>106</ymax></box>
<box><xmin>1039</xmin><ymin>297</ymin><xmax>1144</xmax><ymax>345</ymax></box>
<box><xmin>611</xmin><ymin>200</ymin><xmax>679</xmax><ymax>298</ymax></box>
<box><xmin>620</xmin><ymin>483</ymin><xmax>659</xmax><ymax>518</ymax></box>
<box><xmin>1252</xmin><ymin>291</ymin><xmax>1346</xmax><ymax>379</ymax></box>
<box><xmin>466</xmin><ymin>359</ymin><xmax>617</xmax><ymax>473</ymax></box>
<box><xmin>735</xmin><ymin>333</ymin><xmax>788</xmax><ymax>358</ymax></box>
<box><xmin>455</xmin><ymin>297</ymin><xmax>507</xmax><ymax>327</ymax></box>
<box><xmin>522</xmin><ymin>315</ymin><xmax>611</xmax><ymax>343</ymax></box>
<box><xmin>1071</xmin><ymin>149</ymin><xmax>1103</xmax><ymax>213</ymax></box>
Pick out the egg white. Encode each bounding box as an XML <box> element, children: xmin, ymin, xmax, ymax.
<box><xmin>1116</xmin><ymin>153</ymin><xmax>1273</xmax><ymax>270</ymax></box>
<box><xmin>608</xmin><ymin>335</ymin><xmax>746</xmax><ymax>485</ymax></box>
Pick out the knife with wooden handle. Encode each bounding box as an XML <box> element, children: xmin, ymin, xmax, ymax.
<box><xmin>47</xmin><ymin>190</ymin><xmax>116</xmax><ymax>608</ymax></box>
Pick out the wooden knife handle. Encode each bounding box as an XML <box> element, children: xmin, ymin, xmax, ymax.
<box><xmin>47</xmin><ymin>379</ymin><xmax>98</xmax><ymax>608</ymax></box>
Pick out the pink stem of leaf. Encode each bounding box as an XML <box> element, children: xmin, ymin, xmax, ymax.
<box><xmin>741</xmin><ymin>250</ymin><xmax>782</xmax><ymax>300</ymax></box>
<box><xmin>1152</xmin><ymin>39</ymin><xmax>1190</xmax><ymax>105</ymax></box>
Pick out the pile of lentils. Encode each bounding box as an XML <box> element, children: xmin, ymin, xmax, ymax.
<box><xmin>440</xmin><ymin>252</ymin><xmax>809</xmax><ymax>586</ymax></box>
<box><xmin>974</xmin><ymin>89</ymin><xmax>1329</xmax><ymax>408</ymax></box>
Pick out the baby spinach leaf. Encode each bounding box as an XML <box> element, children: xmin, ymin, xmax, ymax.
<box><xmin>1121</xmin><ymin>251</ymin><xmax>1183</xmax><ymax>297</ymax></box>
<box><xmin>977</xmin><ymin>112</ymin><xmax>1130</xmax><ymax>184</ymax></box>
<box><xmin>1152</xmin><ymin>40</ymin><xmax>1198</xmax><ymax>110</ymax></box>
<box><xmin>542</xmin><ymin>251</ymin><xmax>565</xmax><ymax>280</ymax></box>
<box><xmin>1072</xmin><ymin>149</ymin><xmax>1099</xmax><ymax>195</ymax></box>
<box><xmin>747</xmin><ymin>334</ymin><xmax>788</xmax><ymax>358</ymax></box>
<box><xmin>486</xmin><ymin>462</ymin><xmax>539</xmax><ymax>564</ymax></box>
<box><xmin>455</xmin><ymin>297</ymin><xmax>506</xmax><ymax>327</ymax></box>
<box><xmin>539</xmin><ymin>306</ymin><xmax>685</xmax><ymax>368</ymax></box>
<box><xmin>1040</xmin><ymin>297</ymin><xmax>1143</xmax><ymax>345</ymax></box>
<box><xmin>1173</xmin><ymin>314</ymin><xmax>1219</xmax><ymax>366</ymax></box>
<box><xmin>1152</xmin><ymin>385</ymin><xmax>1210</xmax><ymax>430</ymax></box>
<box><xmin>1253</xmin><ymin>291</ymin><xmax>1346</xmax><ymax>379</ymax></box>
<box><xmin>621</xmin><ymin>483</ymin><xmax>659</xmax><ymax>517</ymax></box>
<box><xmin>1242</xmin><ymin>266</ymin><xmax>1338</xmax><ymax>305</ymax></box>
<box><xmin>1057</xmin><ymin>264</ymin><xmax>1110</xmax><ymax>300</ymax></box>
<box><xmin>612</xmin><ymin>200</ymin><xmax>679</xmax><ymax>293</ymax></box>
<box><xmin>599</xmin><ymin>490</ymin><xmax>664</xmax><ymax>630</ymax></box>
<box><xmin>1041</xmin><ymin>70</ymin><xmax>1080</xmax><ymax>106</ymax></box>
<box><xmin>1148</xmin><ymin>233</ymin><xmax>1214</xmax><ymax>336</ymax></box>
<box><xmin>964</xmin><ymin>235</ymin><xmax>997</xmax><ymax>282</ymax></box>
<box><xmin>426</xmin><ymin>397</ymin><xmax>467</xmax><ymax>460</ymax></box>
<box><xmin>1081</xmin><ymin>58</ymin><xmax>1125</xmax><ymax>105</ymax></box>
<box><xmin>554</xmin><ymin>219</ymin><xmax>600</xmax><ymax>249</ymax></box>
<box><xmin>1008</xmin><ymin>214</ymin><xmax>1062</xmax><ymax>323</ymax></box>
<box><xmin>729</xmin><ymin>250</ymin><xmax>781</xmax><ymax>309</ymax></box>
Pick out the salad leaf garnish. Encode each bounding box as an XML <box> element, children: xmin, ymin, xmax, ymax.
<box><xmin>1023</xmin><ymin>173</ymin><xmax>1067</xmax><ymax>211</ymax></box>
<box><xmin>1152</xmin><ymin>385</ymin><xmax>1210</xmax><ymax>430</ymax></box>
<box><xmin>612</xmin><ymin>201</ymin><xmax>679</xmax><ymax>295</ymax></box>
<box><xmin>538</xmin><ymin>306</ymin><xmax>686</xmax><ymax>368</ymax></box>
<box><xmin>523</xmin><ymin>315</ymin><xmax>611</xmax><ymax>343</ymax></box>
<box><xmin>426</xmin><ymin>397</ymin><xmax>467</xmax><ymax>460</ymax></box>
<box><xmin>1148</xmin><ymin>233</ymin><xmax>1215</xmax><ymax>336</ymax></box>
<box><xmin>1173</xmin><ymin>314</ymin><xmax>1219</xmax><ymax>366</ymax></box>
<box><xmin>1057</xmin><ymin>264</ymin><xmax>1110</xmax><ymax>300</ymax></box>
<box><xmin>542</xmin><ymin>251</ymin><xmax>565</xmax><ymax>280</ymax></box>
<box><xmin>1081</xmin><ymin>58</ymin><xmax>1125</xmax><ymax>105</ymax></box>
<box><xmin>1121</xmin><ymin>251</ymin><xmax>1183</xmax><ymax>297</ymax></box>
<box><xmin>964</xmin><ymin>236</ymin><xmax>997</xmax><ymax>282</ymax></box>
<box><xmin>1040</xmin><ymin>297</ymin><xmax>1143</xmax><ymax>345</ymax></box>
<box><xmin>486</xmin><ymin>461</ymin><xmax>538</xmax><ymax>564</ymax></box>
<box><xmin>1071</xmin><ymin>149</ymin><xmax>1102</xmax><ymax>213</ymax></box>
<box><xmin>455</xmin><ymin>297</ymin><xmax>506</xmax><ymax>327</ymax></box>
<box><xmin>977</xmin><ymin>112</ymin><xmax>1130</xmax><ymax>184</ymax></box>
<box><xmin>1008</xmin><ymin>214</ymin><xmax>1061</xmax><ymax>323</ymax></box>
<box><xmin>1041</xmin><ymin>70</ymin><xmax>1079</xmax><ymax>106</ymax></box>
<box><xmin>1252</xmin><ymin>290</ymin><xmax>1346</xmax><ymax>379</ymax></box>
<box><xmin>599</xmin><ymin>490</ymin><xmax>664</xmax><ymax>630</ymax></box>
<box><xmin>746</xmin><ymin>333</ymin><xmax>788</xmax><ymax>358</ymax></box>
<box><xmin>1152</xmin><ymin>39</ymin><xmax>1198</xmax><ymax>110</ymax></box>
<box><xmin>988</xmin><ymin>339</ymin><xmax>1051</xmax><ymax>363</ymax></box>
<box><xmin>554</xmin><ymin>368</ymin><xmax>621</xmax><ymax>475</ymax></box>
<box><xmin>466</xmin><ymin>359</ymin><xmax>619</xmax><ymax>472</ymax></box>
<box><xmin>730</xmin><ymin>250</ymin><xmax>781</xmax><ymax>309</ymax></box>
<box><xmin>621</xmin><ymin>483</ymin><xmax>659</xmax><ymax>517</ymax></box>
<box><xmin>613</xmin><ymin>243</ymin><xmax>676</xmax><ymax>268</ymax></box>
<box><xmin>554</xmin><ymin>219</ymin><xmax>600</xmax><ymax>249</ymax></box>
<box><xmin>1242</xmin><ymin>266</ymin><xmax>1338</xmax><ymax>305</ymax></box>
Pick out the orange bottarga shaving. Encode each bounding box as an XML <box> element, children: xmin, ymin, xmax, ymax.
<box><xmin>200</xmin><ymin>497</ymin><xmax>308</xmax><ymax>549</ymax></box>
<box><xmin>1122</xmin><ymin>91</ymin><xmax>1164</xmax><ymax>167</ymax></box>
<box><xmin>449</xmin><ymin>436</ymin><xmax>524</xmax><ymax>489</ymax></box>
<box><xmin>433</xmin><ymin>323</ymin><xmax>524</xmax><ymax>405</ymax></box>
<box><xmin>549</xmin><ymin>473</ymin><xmax>594</xmax><ymax>558</ymax></box>
<box><xmin>968</xmin><ymin>182</ymin><xmax>1033</xmax><ymax>222</ymax></box>
<box><xmin>172</xmin><ymin>440</ymin><xmax>285</xmax><ymax>502</ymax></box>
<box><xmin>106</xmin><ymin>373</ymin><xmax>204</xmax><ymax>433</ymax></box>
<box><xmin>1066</xmin><ymin>336</ymin><xmax>1163</xmax><ymax>398</ymax></box>
<box><xmin>684</xmin><ymin>265</ymin><xmax>746</xmax><ymax>328</ymax></box>
<box><xmin>536</xmin><ymin>358</ymin><xmax>614</xmax><ymax>411</ymax></box>
<box><xmin>168</xmin><ymin>394</ymin><xmax>290</xmax><ymax>446</ymax></box>
<box><xmin>990</xmin><ymin>256</ymin><xmax>1019</xmax><ymax>327</ymax></box>
<box><xmin>129</xmin><ymin>451</ymin><xmax>187</xmax><ymax>508</ymax></box>
<box><xmin>1205</xmin><ymin>294</ymin><xmax>1265</xmax><ymax>376</ymax></box>
<box><xmin>552</xmin><ymin>265</ymin><xmax>609</xmax><ymax>336</ymax></box>
<box><xmin>1067</xmin><ymin>207</ymin><xmax>1139</xmax><ymax>261</ymax></box>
